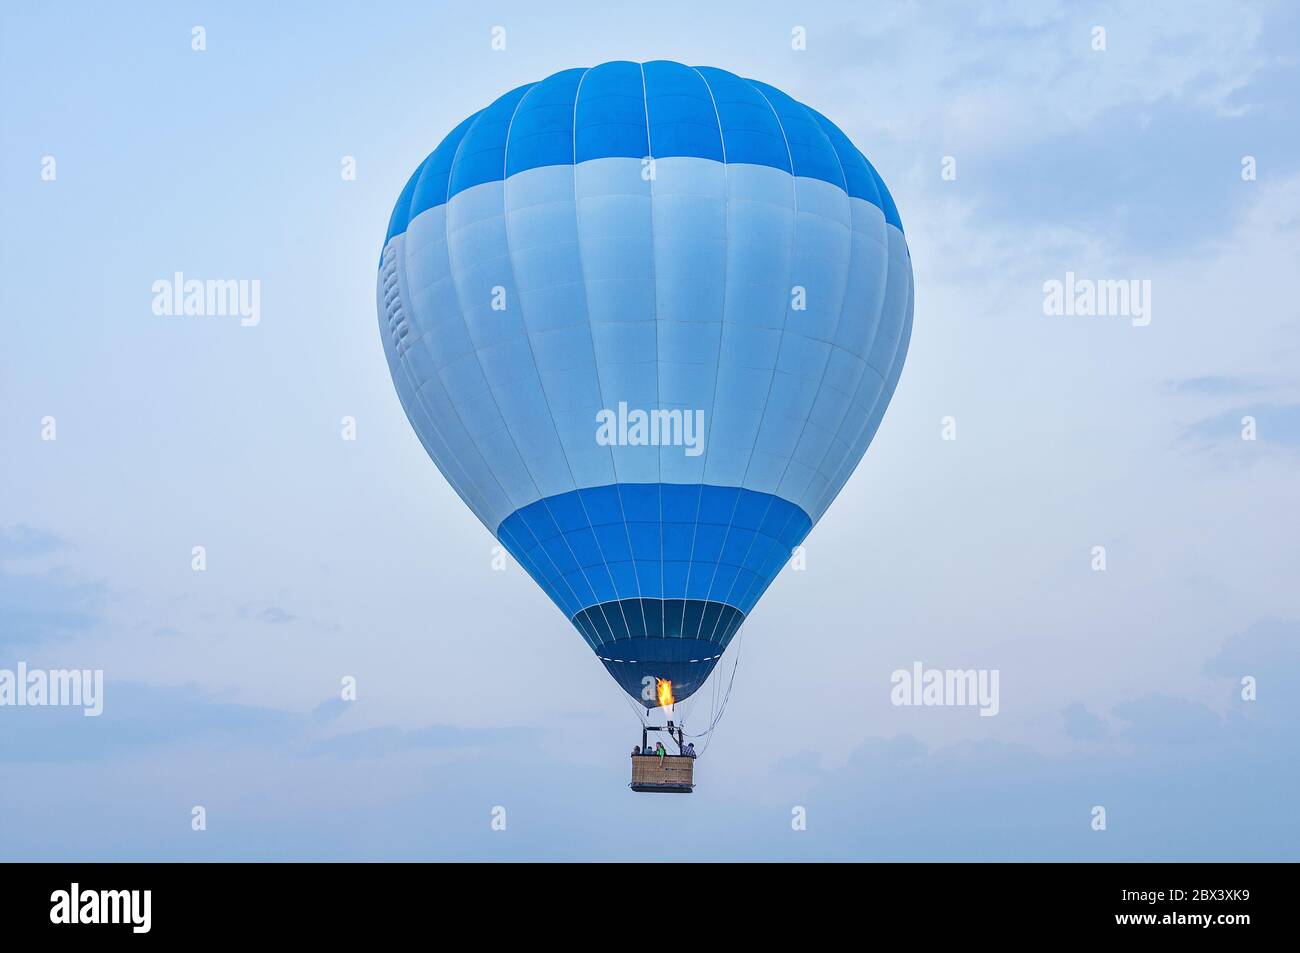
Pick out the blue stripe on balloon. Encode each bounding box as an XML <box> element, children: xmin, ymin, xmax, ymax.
<box><xmin>575</xmin><ymin>60</ymin><xmax>650</xmax><ymax>163</ymax></box>
<box><xmin>586</xmin><ymin>617</ymin><xmax>742</xmax><ymax>705</ymax></box>
<box><xmin>693</xmin><ymin>66</ymin><xmax>791</xmax><ymax>172</ymax></box>
<box><xmin>385</xmin><ymin>112</ymin><xmax>478</xmax><ymax>245</ymax></box>
<box><xmin>743</xmin><ymin>79</ymin><xmax>846</xmax><ymax>190</ymax></box>
<box><xmin>807</xmin><ymin>107</ymin><xmax>882</xmax><ymax>216</ymax></box>
<box><xmin>505</xmin><ymin>67</ymin><xmax>585</xmax><ymax>177</ymax></box>
<box><xmin>447</xmin><ymin>83</ymin><xmax>534</xmax><ymax>199</ymax></box>
<box><xmin>495</xmin><ymin>484</ymin><xmax>812</xmax><ymax>618</ymax></box>
<box><xmin>388</xmin><ymin>62</ymin><xmax>896</xmax><ymax>242</ymax></box>
<box><xmin>862</xmin><ymin>153</ymin><xmax>904</xmax><ymax>231</ymax></box>
<box><xmin>383</xmin><ymin>157</ymin><xmax>427</xmax><ymax>249</ymax></box>
<box><xmin>644</xmin><ymin>60</ymin><xmax>724</xmax><ymax>162</ymax></box>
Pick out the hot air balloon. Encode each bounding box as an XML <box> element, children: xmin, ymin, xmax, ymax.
<box><xmin>377</xmin><ymin>62</ymin><xmax>912</xmax><ymax>780</ymax></box>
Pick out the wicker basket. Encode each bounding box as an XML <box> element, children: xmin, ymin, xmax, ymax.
<box><xmin>630</xmin><ymin>754</ymin><xmax>694</xmax><ymax>793</ymax></box>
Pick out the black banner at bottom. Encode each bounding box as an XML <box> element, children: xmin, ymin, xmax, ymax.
<box><xmin>0</xmin><ymin>862</ymin><xmax>1280</xmax><ymax>939</ymax></box>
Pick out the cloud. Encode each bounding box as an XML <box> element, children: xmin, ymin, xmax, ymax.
<box><xmin>1164</xmin><ymin>375</ymin><xmax>1263</xmax><ymax>396</ymax></box>
<box><xmin>1205</xmin><ymin>617</ymin><xmax>1300</xmax><ymax>719</ymax></box>
<box><xmin>764</xmin><ymin>619</ymin><xmax>1300</xmax><ymax>860</ymax></box>
<box><xmin>0</xmin><ymin>525</ymin><xmax>65</xmax><ymax>560</ymax></box>
<box><xmin>2</xmin><ymin>620</ymin><xmax>1296</xmax><ymax>860</ymax></box>
<box><xmin>306</xmin><ymin>723</ymin><xmax>523</xmax><ymax>758</ymax></box>
<box><xmin>812</xmin><ymin>0</ymin><xmax>1273</xmax><ymax>146</ymax></box>
<box><xmin>0</xmin><ymin>526</ymin><xmax>107</xmax><ymax>647</ymax></box>
<box><xmin>1181</xmin><ymin>403</ymin><xmax>1300</xmax><ymax>453</ymax></box>
<box><xmin>0</xmin><ymin>680</ymin><xmax>522</xmax><ymax>765</ymax></box>
<box><xmin>796</xmin><ymin>1</ymin><xmax>1297</xmax><ymax>262</ymax></box>
<box><xmin>769</xmin><ymin>749</ymin><xmax>827</xmax><ymax>778</ymax></box>
<box><xmin>0</xmin><ymin>681</ymin><xmax>299</xmax><ymax>762</ymax></box>
<box><xmin>1061</xmin><ymin>701</ymin><xmax>1109</xmax><ymax>741</ymax></box>
<box><xmin>311</xmin><ymin>696</ymin><xmax>350</xmax><ymax>723</ymax></box>
<box><xmin>0</xmin><ymin>566</ymin><xmax>103</xmax><ymax>647</ymax></box>
<box><xmin>1111</xmin><ymin>693</ymin><xmax>1224</xmax><ymax>747</ymax></box>
<box><xmin>255</xmin><ymin>606</ymin><xmax>297</xmax><ymax>625</ymax></box>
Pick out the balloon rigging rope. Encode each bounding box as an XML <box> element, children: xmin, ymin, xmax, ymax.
<box><xmin>621</xmin><ymin>690</ymin><xmax>649</xmax><ymax>730</ymax></box>
<box><xmin>701</xmin><ymin>648</ymin><xmax>723</xmax><ymax>736</ymax></box>
<box><xmin>683</xmin><ymin>627</ymin><xmax>744</xmax><ymax>758</ymax></box>
<box><xmin>617</xmin><ymin>628</ymin><xmax>744</xmax><ymax>760</ymax></box>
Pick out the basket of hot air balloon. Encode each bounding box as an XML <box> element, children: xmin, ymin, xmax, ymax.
<box><xmin>377</xmin><ymin>61</ymin><xmax>913</xmax><ymax>789</ymax></box>
<box><xmin>631</xmin><ymin>754</ymin><xmax>694</xmax><ymax>794</ymax></box>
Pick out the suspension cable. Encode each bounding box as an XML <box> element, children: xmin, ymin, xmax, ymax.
<box><xmin>616</xmin><ymin>628</ymin><xmax>745</xmax><ymax>759</ymax></box>
<box><xmin>682</xmin><ymin>628</ymin><xmax>744</xmax><ymax>757</ymax></box>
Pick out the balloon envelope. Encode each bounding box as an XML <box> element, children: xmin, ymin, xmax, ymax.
<box><xmin>378</xmin><ymin>62</ymin><xmax>912</xmax><ymax>708</ymax></box>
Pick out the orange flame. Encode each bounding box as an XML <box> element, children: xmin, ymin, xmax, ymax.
<box><xmin>656</xmin><ymin>678</ymin><xmax>675</xmax><ymax>709</ymax></box>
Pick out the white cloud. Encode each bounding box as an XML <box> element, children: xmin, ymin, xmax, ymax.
<box><xmin>806</xmin><ymin>0</ymin><xmax>1272</xmax><ymax>154</ymax></box>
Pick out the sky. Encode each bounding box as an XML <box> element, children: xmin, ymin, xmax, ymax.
<box><xmin>1</xmin><ymin>0</ymin><xmax>1298</xmax><ymax>860</ymax></box>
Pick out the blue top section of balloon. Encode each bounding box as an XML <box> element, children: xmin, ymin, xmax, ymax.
<box><xmin>384</xmin><ymin>60</ymin><xmax>903</xmax><ymax>245</ymax></box>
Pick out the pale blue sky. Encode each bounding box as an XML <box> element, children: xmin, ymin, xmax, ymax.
<box><xmin>2</xmin><ymin>0</ymin><xmax>1298</xmax><ymax>860</ymax></box>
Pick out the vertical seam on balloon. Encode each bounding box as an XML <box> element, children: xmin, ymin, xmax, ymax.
<box><xmin>499</xmin><ymin>79</ymin><xmax>636</xmax><ymax>646</ymax></box>
<box><xmin>721</xmin><ymin>104</ymin><xmax>858</xmax><ymax>616</ymax></box>
<box><xmin>569</xmin><ymin>65</ymin><xmax>649</xmax><ymax>645</ymax></box>
<box><xmin>498</xmin><ymin>80</ymin><xmax>603</xmax><ymax>561</ymax></box>
<box><xmin>726</xmin><ymin>499</ymin><xmax>802</xmax><ymax>620</ymax></box>
<box><xmin>425</xmin><ymin>103</ymin><xmax>558</xmax><ymax>538</ymax></box>
<box><xmin>864</xmin><ymin>233</ymin><xmax>910</xmax><ymax>382</ymax></box>
<box><xmin>851</xmin><ymin>160</ymin><xmax>903</xmax><ymax>376</ymax></box>
<box><xmin>401</xmin><ymin>143</ymin><xmax>435</xmax><ymax>238</ymax></box>
<box><xmin>806</xmin><ymin>197</ymin><xmax>911</xmax><ymax>524</ymax></box>
<box><xmin>815</xmin><ymin>277</ymin><xmax>911</xmax><ymax>524</ymax></box>
<box><xmin>439</xmin><ymin>98</ymin><xmax>614</xmax><ymax>645</ymax></box>
<box><xmin>428</xmin><ymin>334</ymin><xmax>589</xmax><ymax>624</ymax></box>
<box><xmin>795</xmin><ymin>135</ymin><xmax>892</xmax><ymax>520</ymax></box>
<box><xmin>403</xmin><ymin>112</ymin><xmax>475</xmax><ymax>232</ymax></box>
<box><xmin>817</xmin><ymin>367</ymin><xmax>897</xmax><ymax>527</ymax></box>
<box><xmin>639</xmin><ymin>61</ymin><xmax>666</xmax><ymax>643</ymax></box>
<box><xmin>389</xmin><ymin>246</ymin><xmax>583</xmax><ymax>622</ymax></box>
<box><xmin>698</xmin><ymin>79</ymin><xmax>798</xmax><ymax>646</ymax></box>
<box><xmin>682</xmin><ymin>65</ymin><xmax>733</xmax><ymax>643</ymax></box>
<box><xmin>380</xmin><ymin>237</ymin><xmax>493</xmax><ymax>525</ymax></box>
<box><xmin>390</xmin><ymin>208</ymin><xmax>521</xmax><ymax>531</ymax></box>
<box><xmin>755</xmin><ymin>505</ymin><xmax>807</xmax><ymax>613</ymax></box>
<box><xmin>801</xmin><ymin>312</ymin><xmax>889</xmax><ymax>521</ymax></box>
<box><xmin>831</xmin><ymin>270</ymin><xmax>913</xmax><ymax>525</ymax></box>
<box><xmin>501</xmin><ymin>516</ymin><xmax>592</xmax><ymax>643</ymax></box>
